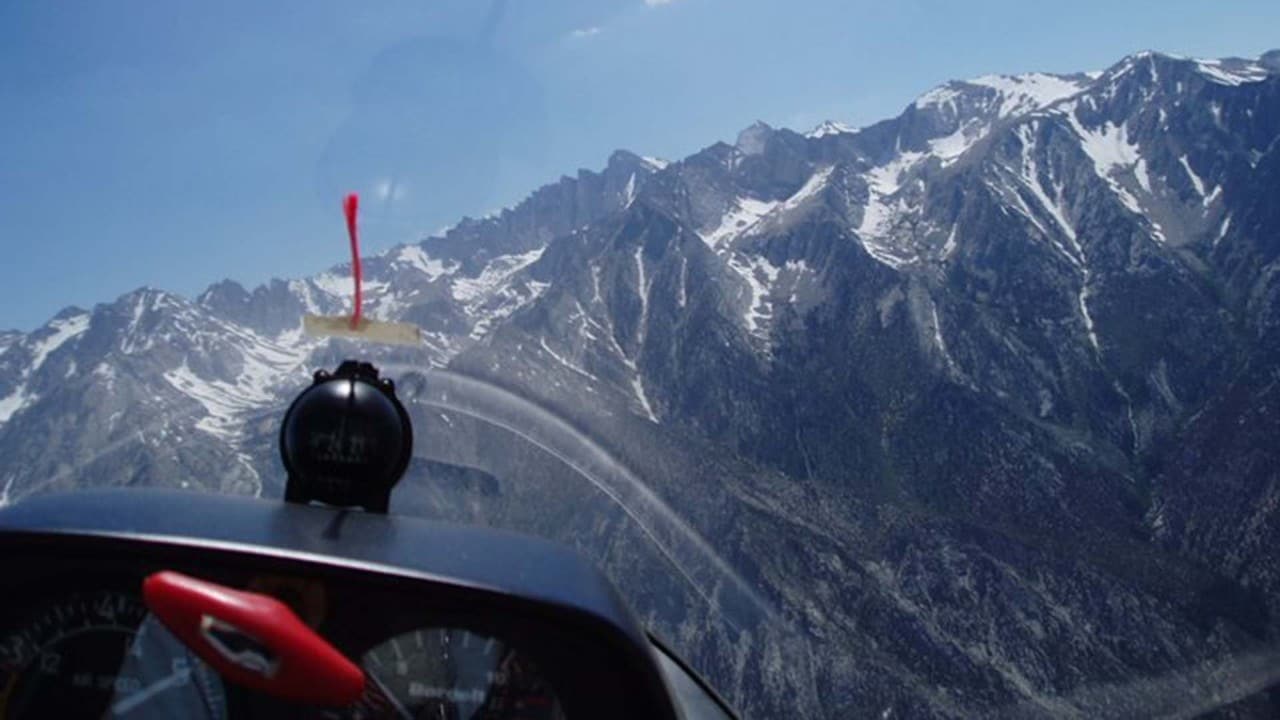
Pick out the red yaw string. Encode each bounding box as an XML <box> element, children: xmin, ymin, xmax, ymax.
<box><xmin>343</xmin><ymin>193</ymin><xmax>362</xmax><ymax>329</ymax></box>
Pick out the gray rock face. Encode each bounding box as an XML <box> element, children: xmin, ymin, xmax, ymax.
<box><xmin>3</xmin><ymin>49</ymin><xmax>1280</xmax><ymax>718</ymax></box>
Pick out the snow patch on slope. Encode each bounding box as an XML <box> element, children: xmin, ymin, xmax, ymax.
<box><xmin>393</xmin><ymin>245</ymin><xmax>457</xmax><ymax>280</ymax></box>
<box><xmin>310</xmin><ymin>272</ymin><xmax>354</xmax><ymax>300</ymax></box>
<box><xmin>1069</xmin><ymin>118</ymin><xmax>1140</xmax><ymax>176</ymax></box>
<box><xmin>851</xmin><ymin>73</ymin><xmax>1093</xmax><ymax>269</ymax></box>
<box><xmin>806</xmin><ymin>120</ymin><xmax>858</xmax><ymax>138</ymax></box>
<box><xmin>452</xmin><ymin>249</ymin><xmax>545</xmax><ymax>304</ymax></box>
<box><xmin>701</xmin><ymin>167</ymin><xmax>835</xmax><ymax>251</ymax></box>
<box><xmin>966</xmin><ymin>73</ymin><xmax>1092</xmax><ymax>117</ymax></box>
<box><xmin>915</xmin><ymin>85</ymin><xmax>962</xmax><ymax>110</ymax></box>
<box><xmin>783</xmin><ymin>167</ymin><xmax>835</xmax><ymax>211</ymax></box>
<box><xmin>700</xmin><ymin>197</ymin><xmax>780</xmax><ymax>250</ymax></box>
<box><xmin>28</xmin><ymin>314</ymin><xmax>90</xmax><ymax>372</ymax></box>
<box><xmin>857</xmin><ymin>152</ymin><xmax>925</xmax><ymax>268</ymax></box>
<box><xmin>1194</xmin><ymin>59</ymin><xmax>1270</xmax><ymax>86</ymax></box>
<box><xmin>162</xmin><ymin>327</ymin><xmax>310</xmax><ymax>441</ymax></box>
<box><xmin>287</xmin><ymin>279</ymin><xmax>325</xmax><ymax>315</ymax></box>
<box><xmin>1061</xmin><ymin>111</ymin><xmax>1156</xmax><ymax>231</ymax></box>
<box><xmin>641</xmin><ymin>156</ymin><xmax>669</xmax><ymax>171</ymax></box>
<box><xmin>164</xmin><ymin>362</ymin><xmax>266</xmax><ymax>440</ymax></box>
<box><xmin>928</xmin><ymin>121</ymin><xmax>990</xmax><ymax>165</ymax></box>
<box><xmin>468</xmin><ymin>281</ymin><xmax>549</xmax><ymax>340</ymax></box>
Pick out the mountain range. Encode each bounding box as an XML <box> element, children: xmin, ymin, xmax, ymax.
<box><xmin>3</xmin><ymin>48</ymin><xmax>1280</xmax><ymax>718</ymax></box>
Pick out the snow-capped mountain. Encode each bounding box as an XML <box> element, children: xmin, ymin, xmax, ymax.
<box><xmin>3</xmin><ymin>49</ymin><xmax>1280</xmax><ymax>718</ymax></box>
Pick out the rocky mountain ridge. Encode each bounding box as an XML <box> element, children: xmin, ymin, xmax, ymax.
<box><xmin>2</xmin><ymin>49</ymin><xmax>1279</xmax><ymax>718</ymax></box>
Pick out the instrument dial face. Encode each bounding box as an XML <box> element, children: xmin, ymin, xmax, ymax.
<box><xmin>0</xmin><ymin>591</ymin><xmax>226</xmax><ymax>719</ymax></box>
<box><xmin>359</xmin><ymin>628</ymin><xmax>565</xmax><ymax>720</ymax></box>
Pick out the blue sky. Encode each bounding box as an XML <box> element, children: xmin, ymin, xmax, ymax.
<box><xmin>1</xmin><ymin>0</ymin><xmax>1277</xmax><ymax>331</ymax></box>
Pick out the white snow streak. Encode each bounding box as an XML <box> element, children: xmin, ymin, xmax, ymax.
<box><xmin>538</xmin><ymin>337</ymin><xmax>599</xmax><ymax>382</ymax></box>
<box><xmin>727</xmin><ymin>255</ymin><xmax>781</xmax><ymax>338</ymax></box>
<box><xmin>677</xmin><ymin>256</ymin><xmax>688</xmax><ymax>309</ymax></box>
<box><xmin>1079</xmin><ymin>285</ymin><xmax>1101</xmax><ymax>355</ymax></box>
<box><xmin>628</xmin><ymin>247</ymin><xmax>659</xmax><ymax>423</ymax></box>
<box><xmin>623</xmin><ymin>172</ymin><xmax>637</xmax><ymax>208</ymax></box>
<box><xmin>590</xmin><ymin>264</ymin><xmax>604</xmax><ymax>305</ymax></box>
<box><xmin>1015</xmin><ymin>126</ymin><xmax>1080</xmax><ymax>259</ymax></box>
<box><xmin>1203</xmin><ymin>185</ymin><xmax>1222</xmax><ymax>208</ymax></box>
<box><xmin>942</xmin><ymin>224</ymin><xmax>959</xmax><ymax>259</ymax></box>
<box><xmin>630</xmin><ymin>376</ymin><xmax>658</xmax><ymax>423</ymax></box>
<box><xmin>1013</xmin><ymin>125</ymin><xmax>1102</xmax><ymax>354</ymax></box>
<box><xmin>1208</xmin><ymin>102</ymin><xmax>1224</xmax><ymax>128</ymax></box>
<box><xmin>129</xmin><ymin>295</ymin><xmax>147</xmax><ymax>331</ymax></box>
<box><xmin>634</xmin><ymin>246</ymin><xmax>650</xmax><ymax>342</ymax></box>
<box><xmin>0</xmin><ymin>386</ymin><xmax>35</xmax><ymax>424</ymax></box>
<box><xmin>1133</xmin><ymin>157</ymin><xmax>1153</xmax><ymax>193</ymax></box>
<box><xmin>927</xmin><ymin>297</ymin><xmax>958</xmax><ymax>373</ymax></box>
<box><xmin>1178</xmin><ymin>155</ymin><xmax>1206</xmax><ymax>197</ymax></box>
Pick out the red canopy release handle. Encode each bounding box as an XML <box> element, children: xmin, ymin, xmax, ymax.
<box><xmin>143</xmin><ymin>570</ymin><xmax>365</xmax><ymax>707</ymax></box>
<box><xmin>344</xmin><ymin>192</ymin><xmax>363</xmax><ymax>329</ymax></box>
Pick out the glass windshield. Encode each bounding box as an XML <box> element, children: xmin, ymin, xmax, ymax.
<box><xmin>4</xmin><ymin>2</ymin><xmax>1280</xmax><ymax>718</ymax></box>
